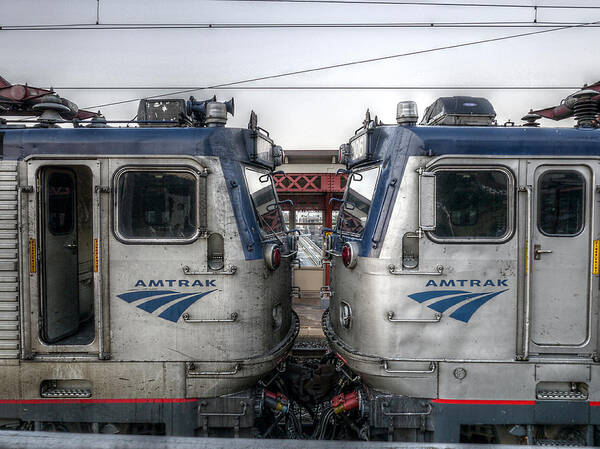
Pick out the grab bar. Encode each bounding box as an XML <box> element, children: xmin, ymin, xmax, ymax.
<box><xmin>519</xmin><ymin>185</ymin><xmax>532</xmax><ymax>361</ymax></box>
<box><xmin>388</xmin><ymin>264</ymin><xmax>444</xmax><ymax>276</ymax></box>
<box><xmin>387</xmin><ymin>311</ymin><xmax>442</xmax><ymax>323</ymax></box>
<box><xmin>182</xmin><ymin>265</ymin><xmax>237</xmax><ymax>275</ymax></box>
<box><xmin>382</xmin><ymin>360</ymin><xmax>436</xmax><ymax>374</ymax></box>
<box><xmin>182</xmin><ymin>312</ymin><xmax>238</xmax><ymax>323</ymax></box>
<box><xmin>198</xmin><ymin>401</ymin><xmax>247</xmax><ymax>417</ymax></box>
<box><xmin>381</xmin><ymin>402</ymin><xmax>432</xmax><ymax>416</ymax></box>
<box><xmin>188</xmin><ymin>363</ymin><xmax>240</xmax><ymax>376</ymax></box>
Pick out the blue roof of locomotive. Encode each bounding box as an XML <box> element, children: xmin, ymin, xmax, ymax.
<box><xmin>413</xmin><ymin>125</ymin><xmax>600</xmax><ymax>156</ymax></box>
<box><xmin>0</xmin><ymin>127</ymin><xmax>255</xmax><ymax>161</ymax></box>
<box><xmin>377</xmin><ymin>124</ymin><xmax>600</xmax><ymax>159</ymax></box>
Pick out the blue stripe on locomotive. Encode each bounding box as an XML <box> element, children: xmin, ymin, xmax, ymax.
<box><xmin>344</xmin><ymin>125</ymin><xmax>600</xmax><ymax>257</ymax></box>
<box><xmin>0</xmin><ymin>127</ymin><xmax>265</xmax><ymax>260</ymax></box>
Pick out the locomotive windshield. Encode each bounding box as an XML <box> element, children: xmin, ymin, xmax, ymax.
<box><xmin>244</xmin><ymin>167</ymin><xmax>285</xmax><ymax>237</ymax></box>
<box><xmin>338</xmin><ymin>165</ymin><xmax>380</xmax><ymax>235</ymax></box>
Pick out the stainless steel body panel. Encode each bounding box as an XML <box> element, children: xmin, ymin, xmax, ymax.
<box><xmin>327</xmin><ymin>154</ymin><xmax>599</xmax><ymax>398</ymax></box>
<box><xmin>106</xmin><ymin>156</ymin><xmax>292</xmax><ymax>363</ymax></box>
<box><xmin>11</xmin><ymin>152</ymin><xmax>295</xmax><ymax>400</ymax></box>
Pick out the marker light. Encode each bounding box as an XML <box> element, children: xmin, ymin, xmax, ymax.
<box><xmin>341</xmin><ymin>242</ymin><xmax>358</xmax><ymax>269</ymax></box>
<box><xmin>273</xmin><ymin>247</ymin><xmax>281</xmax><ymax>268</ymax></box>
<box><xmin>264</xmin><ymin>243</ymin><xmax>282</xmax><ymax>270</ymax></box>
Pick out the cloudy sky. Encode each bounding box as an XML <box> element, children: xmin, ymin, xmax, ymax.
<box><xmin>2</xmin><ymin>0</ymin><xmax>600</xmax><ymax>149</ymax></box>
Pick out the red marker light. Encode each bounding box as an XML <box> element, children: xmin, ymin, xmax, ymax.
<box><xmin>272</xmin><ymin>246</ymin><xmax>281</xmax><ymax>269</ymax></box>
<box><xmin>264</xmin><ymin>243</ymin><xmax>282</xmax><ymax>270</ymax></box>
<box><xmin>342</xmin><ymin>244</ymin><xmax>352</xmax><ymax>267</ymax></box>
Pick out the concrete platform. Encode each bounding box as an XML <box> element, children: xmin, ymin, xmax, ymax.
<box><xmin>293</xmin><ymin>291</ymin><xmax>325</xmax><ymax>340</ymax></box>
<box><xmin>0</xmin><ymin>431</ymin><xmax>578</xmax><ymax>449</ymax></box>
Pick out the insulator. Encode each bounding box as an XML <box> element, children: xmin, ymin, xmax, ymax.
<box><xmin>571</xmin><ymin>89</ymin><xmax>599</xmax><ymax>128</ymax></box>
<box><xmin>521</xmin><ymin>110</ymin><xmax>541</xmax><ymax>127</ymax></box>
<box><xmin>573</xmin><ymin>99</ymin><xmax>599</xmax><ymax>128</ymax></box>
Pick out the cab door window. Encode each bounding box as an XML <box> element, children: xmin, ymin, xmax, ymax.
<box><xmin>538</xmin><ymin>171</ymin><xmax>584</xmax><ymax>236</ymax></box>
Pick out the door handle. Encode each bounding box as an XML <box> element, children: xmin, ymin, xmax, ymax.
<box><xmin>534</xmin><ymin>244</ymin><xmax>552</xmax><ymax>260</ymax></box>
<box><xmin>64</xmin><ymin>242</ymin><xmax>78</xmax><ymax>251</ymax></box>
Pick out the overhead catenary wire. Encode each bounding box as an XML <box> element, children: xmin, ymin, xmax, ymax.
<box><xmin>3</xmin><ymin>21</ymin><xmax>600</xmax><ymax>30</ymax></box>
<box><xmin>218</xmin><ymin>0</ymin><xmax>600</xmax><ymax>9</ymax></box>
<box><xmin>83</xmin><ymin>20</ymin><xmax>599</xmax><ymax>110</ymax></box>
<box><xmin>50</xmin><ymin>86</ymin><xmax>584</xmax><ymax>90</ymax></box>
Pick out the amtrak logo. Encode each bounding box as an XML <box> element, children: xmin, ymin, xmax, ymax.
<box><xmin>408</xmin><ymin>286</ymin><xmax>508</xmax><ymax>323</ymax></box>
<box><xmin>117</xmin><ymin>284</ymin><xmax>217</xmax><ymax>323</ymax></box>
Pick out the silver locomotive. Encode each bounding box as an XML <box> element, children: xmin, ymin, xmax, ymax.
<box><xmin>325</xmin><ymin>89</ymin><xmax>600</xmax><ymax>445</ymax></box>
<box><xmin>0</xmin><ymin>88</ymin><xmax>298</xmax><ymax>436</ymax></box>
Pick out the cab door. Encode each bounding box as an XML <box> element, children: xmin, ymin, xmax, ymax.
<box><xmin>528</xmin><ymin>163</ymin><xmax>593</xmax><ymax>352</ymax></box>
<box><xmin>25</xmin><ymin>159</ymin><xmax>103</xmax><ymax>355</ymax></box>
<box><xmin>40</xmin><ymin>168</ymin><xmax>79</xmax><ymax>342</ymax></box>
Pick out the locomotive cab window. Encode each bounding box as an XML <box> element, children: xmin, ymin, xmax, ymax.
<box><xmin>339</xmin><ymin>165</ymin><xmax>380</xmax><ymax>235</ymax></box>
<box><xmin>431</xmin><ymin>168</ymin><xmax>512</xmax><ymax>241</ymax></box>
<box><xmin>116</xmin><ymin>169</ymin><xmax>201</xmax><ymax>243</ymax></box>
<box><xmin>244</xmin><ymin>167</ymin><xmax>285</xmax><ymax>237</ymax></box>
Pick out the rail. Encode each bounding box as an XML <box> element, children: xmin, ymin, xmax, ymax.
<box><xmin>297</xmin><ymin>235</ymin><xmax>322</xmax><ymax>267</ymax></box>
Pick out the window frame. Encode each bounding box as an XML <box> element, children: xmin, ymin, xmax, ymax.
<box><xmin>113</xmin><ymin>165</ymin><xmax>203</xmax><ymax>245</ymax></box>
<box><xmin>537</xmin><ymin>169</ymin><xmax>586</xmax><ymax>238</ymax></box>
<box><xmin>336</xmin><ymin>163</ymin><xmax>381</xmax><ymax>237</ymax></box>
<box><xmin>45</xmin><ymin>169</ymin><xmax>76</xmax><ymax>236</ymax></box>
<box><xmin>243</xmin><ymin>166</ymin><xmax>287</xmax><ymax>239</ymax></box>
<box><xmin>426</xmin><ymin>165</ymin><xmax>515</xmax><ymax>244</ymax></box>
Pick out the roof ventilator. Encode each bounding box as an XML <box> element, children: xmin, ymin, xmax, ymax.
<box><xmin>420</xmin><ymin>96</ymin><xmax>496</xmax><ymax>126</ymax></box>
<box><xmin>137</xmin><ymin>96</ymin><xmax>234</xmax><ymax>127</ymax></box>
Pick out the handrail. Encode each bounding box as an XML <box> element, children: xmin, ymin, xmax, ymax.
<box><xmin>382</xmin><ymin>360</ymin><xmax>436</xmax><ymax>374</ymax></box>
<box><xmin>188</xmin><ymin>363</ymin><xmax>240</xmax><ymax>376</ymax></box>
<box><xmin>182</xmin><ymin>312</ymin><xmax>238</xmax><ymax>323</ymax></box>
<box><xmin>520</xmin><ymin>185</ymin><xmax>533</xmax><ymax>361</ymax></box>
<box><xmin>281</xmin><ymin>250</ymin><xmax>298</xmax><ymax>259</ymax></box>
<box><xmin>182</xmin><ymin>265</ymin><xmax>237</xmax><ymax>275</ymax></box>
<box><xmin>388</xmin><ymin>264</ymin><xmax>444</xmax><ymax>276</ymax></box>
<box><xmin>387</xmin><ymin>311</ymin><xmax>442</xmax><ymax>323</ymax></box>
